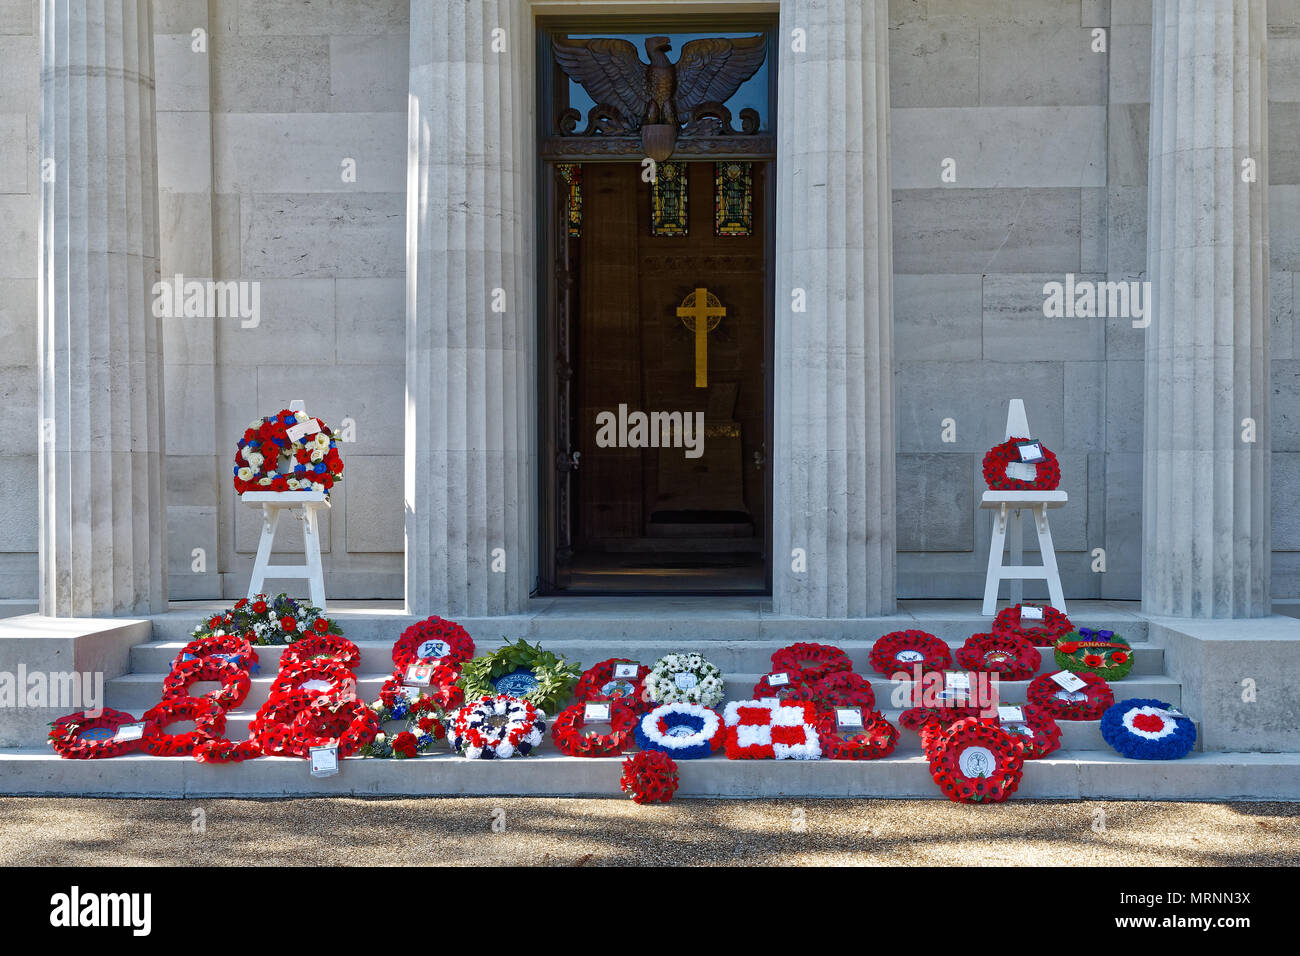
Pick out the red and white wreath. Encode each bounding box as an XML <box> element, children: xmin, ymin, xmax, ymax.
<box><xmin>234</xmin><ymin>409</ymin><xmax>344</xmax><ymax>494</ymax></box>
<box><xmin>982</xmin><ymin>436</ymin><xmax>1061</xmax><ymax>491</ymax></box>
<box><xmin>955</xmin><ymin>632</ymin><xmax>1041</xmax><ymax>681</ymax></box>
<box><xmin>722</xmin><ymin>699</ymin><xmax>821</xmax><ymax>760</ymax></box>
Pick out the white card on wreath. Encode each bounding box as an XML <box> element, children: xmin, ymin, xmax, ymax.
<box><xmin>286</xmin><ymin>418</ymin><xmax>321</xmax><ymax>443</ymax></box>
<box><xmin>1020</xmin><ymin>605</ymin><xmax>1045</xmax><ymax>621</ymax></box>
<box><xmin>1006</xmin><ymin>462</ymin><xmax>1037</xmax><ymax>482</ymax></box>
<box><xmin>997</xmin><ymin>706</ymin><xmax>1025</xmax><ymax>723</ymax></box>
<box><xmin>1017</xmin><ymin>440</ymin><xmax>1045</xmax><ymax>463</ymax></box>
<box><xmin>401</xmin><ymin>684</ymin><xmax>423</xmax><ymax>702</ymax></box>
<box><xmin>310</xmin><ymin>745</ymin><xmax>339</xmax><ymax>777</ymax></box>
<box><xmin>946</xmin><ymin>672</ymin><xmax>971</xmax><ymax>692</ymax></box>
<box><xmin>613</xmin><ymin>663</ymin><xmax>639</xmax><ymax>679</ymax></box>
<box><xmin>405</xmin><ymin>664</ymin><xmax>433</xmax><ymax>687</ymax></box>
<box><xmin>767</xmin><ymin>672</ymin><xmax>790</xmax><ymax>687</ymax></box>
<box><xmin>584</xmin><ymin>702</ymin><xmax>611</xmax><ymax>722</ymax></box>
<box><xmin>114</xmin><ymin>722</ymin><xmax>145</xmax><ymax>742</ymax></box>
<box><xmin>1050</xmin><ymin>670</ymin><xmax>1087</xmax><ymax>692</ymax></box>
<box><xmin>836</xmin><ymin>708</ymin><xmax>863</xmax><ymax>730</ymax></box>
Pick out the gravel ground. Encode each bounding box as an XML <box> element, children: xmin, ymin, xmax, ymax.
<box><xmin>1</xmin><ymin>797</ymin><xmax>1297</xmax><ymax>866</ymax></box>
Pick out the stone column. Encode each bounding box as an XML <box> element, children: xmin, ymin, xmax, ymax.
<box><xmin>773</xmin><ymin>0</ymin><xmax>896</xmax><ymax>617</ymax></box>
<box><xmin>405</xmin><ymin>0</ymin><xmax>535</xmax><ymax>616</ymax></box>
<box><xmin>38</xmin><ymin>0</ymin><xmax>167</xmax><ymax>616</ymax></box>
<box><xmin>1142</xmin><ymin>0</ymin><xmax>1270</xmax><ymax>618</ymax></box>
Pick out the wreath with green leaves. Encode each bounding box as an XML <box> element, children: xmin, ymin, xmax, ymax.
<box><xmin>457</xmin><ymin>639</ymin><xmax>582</xmax><ymax>714</ymax></box>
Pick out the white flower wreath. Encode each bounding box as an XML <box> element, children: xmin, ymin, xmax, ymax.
<box><xmin>645</xmin><ymin>653</ymin><xmax>726</xmax><ymax>708</ymax></box>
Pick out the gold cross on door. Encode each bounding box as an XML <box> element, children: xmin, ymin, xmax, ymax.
<box><xmin>677</xmin><ymin>287</ymin><xmax>726</xmax><ymax>388</ymax></box>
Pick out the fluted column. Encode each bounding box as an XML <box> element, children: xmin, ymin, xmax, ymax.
<box><xmin>38</xmin><ymin>0</ymin><xmax>167</xmax><ymax>616</ymax></box>
<box><xmin>1142</xmin><ymin>0</ymin><xmax>1270</xmax><ymax>618</ymax></box>
<box><xmin>773</xmin><ymin>0</ymin><xmax>896</xmax><ymax>617</ymax></box>
<box><xmin>405</xmin><ymin>0</ymin><xmax>535</xmax><ymax>615</ymax></box>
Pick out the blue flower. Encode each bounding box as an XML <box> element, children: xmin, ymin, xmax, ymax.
<box><xmin>392</xmin><ymin>703</ymin><xmax>409</xmax><ymax>720</ymax></box>
<box><xmin>314</xmin><ymin>463</ymin><xmax>326</xmax><ymax>474</ymax></box>
<box><xmin>417</xmin><ymin>734</ymin><xmax>434</xmax><ymax>748</ymax></box>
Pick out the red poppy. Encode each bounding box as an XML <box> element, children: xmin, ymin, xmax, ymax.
<box><xmin>313</xmin><ymin>618</ymin><xmax>330</xmax><ymax>634</ymax></box>
<box><xmin>1084</xmin><ymin>654</ymin><xmax>1103</xmax><ymax>667</ymax></box>
<box><xmin>391</xmin><ymin>731</ymin><xmax>419</xmax><ymax>759</ymax></box>
<box><xmin>252</xmin><ymin>600</ymin><xmax>267</xmax><ymax>614</ymax></box>
<box><xmin>280</xmin><ymin>616</ymin><xmax>297</xmax><ymax>632</ymax></box>
<box><xmin>1111</xmin><ymin>651</ymin><xmax>1129</xmax><ymax>664</ymax></box>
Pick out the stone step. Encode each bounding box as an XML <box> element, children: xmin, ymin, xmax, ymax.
<box><xmin>129</xmin><ymin>637</ymin><xmax>1165</xmax><ymax>678</ymax></box>
<box><xmin>1</xmin><ymin>748</ymin><xmax>1289</xmax><ymax>800</ymax></box>
<box><xmin>146</xmin><ymin>603</ymin><xmax>1152</xmax><ymax>647</ymax></box>
<box><xmin>102</xmin><ymin>670</ymin><xmax>1185</xmax><ymax>713</ymax></box>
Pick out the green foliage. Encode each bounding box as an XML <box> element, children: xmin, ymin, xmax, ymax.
<box><xmin>458</xmin><ymin>638</ymin><xmax>582</xmax><ymax>714</ymax></box>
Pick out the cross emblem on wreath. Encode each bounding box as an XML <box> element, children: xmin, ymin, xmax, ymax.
<box><xmin>677</xmin><ymin>287</ymin><xmax>726</xmax><ymax>388</ymax></box>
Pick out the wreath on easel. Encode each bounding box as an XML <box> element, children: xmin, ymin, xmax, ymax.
<box><xmin>982</xmin><ymin>436</ymin><xmax>1060</xmax><ymax>491</ymax></box>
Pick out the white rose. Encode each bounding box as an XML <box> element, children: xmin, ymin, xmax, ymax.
<box><xmin>313</xmin><ymin>433</ymin><xmax>331</xmax><ymax>450</ymax></box>
<box><xmin>310</xmin><ymin>448</ymin><xmax>324</xmax><ymax>463</ymax></box>
<box><xmin>248</xmin><ymin>419</ymin><xmax>263</xmax><ymax>430</ymax></box>
<box><xmin>248</xmin><ymin>452</ymin><xmax>264</xmax><ymax>468</ymax></box>
<box><xmin>237</xmin><ymin>467</ymin><xmax>254</xmax><ymax>481</ymax></box>
<box><xmin>258</xmin><ymin>477</ymin><xmax>272</xmax><ymax>486</ymax></box>
<box><xmin>295</xmin><ymin>412</ymin><xmax>309</xmax><ymax>423</ymax></box>
<box><xmin>287</xmin><ymin>478</ymin><xmax>300</xmax><ymax>490</ymax></box>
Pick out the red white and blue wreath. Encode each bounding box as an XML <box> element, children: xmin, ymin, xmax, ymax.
<box><xmin>1100</xmin><ymin>698</ymin><xmax>1197</xmax><ymax>760</ymax></box>
<box><xmin>868</xmin><ymin>630</ymin><xmax>952</xmax><ymax>676</ymax></box>
<box><xmin>982</xmin><ymin>436</ymin><xmax>1061</xmax><ymax>491</ymax></box>
<box><xmin>769</xmin><ymin>642</ymin><xmax>853</xmax><ymax>683</ymax></box>
<box><xmin>233</xmin><ymin>409</ymin><xmax>344</xmax><ymax>494</ymax></box>
<box><xmin>448</xmin><ymin>695</ymin><xmax>546</xmax><ymax>759</ymax></box>
<box><xmin>956</xmin><ymin>632</ymin><xmax>1041</xmax><ymax>681</ymax></box>
<box><xmin>635</xmin><ymin>702</ymin><xmax>725</xmax><ymax>760</ymax></box>
<box><xmin>362</xmin><ymin>680</ymin><xmax>447</xmax><ymax>759</ymax></box>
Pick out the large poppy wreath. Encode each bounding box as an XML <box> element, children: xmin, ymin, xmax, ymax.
<box><xmin>991</xmin><ymin>603</ymin><xmax>1073</xmax><ymax>647</ymax></box>
<box><xmin>48</xmin><ymin>708</ymin><xmax>141</xmax><ymax>759</ymax></box>
<box><xmin>233</xmin><ymin>409</ymin><xmax>344</xmax><ymax>494</ymax></box>
<box><xmin>768</xmin><ymin>642</ymin><xmax>853</xmax><ymax>683</ymax></box>
<box><xmin>1027</xmin><ymin>671</ymin><xmax>1114</xmax><ymax>720</ymax></box>
<box><xmin>982</xmin><ymin>436</ymin><xmax>1061</xmax><ymax>491</ymax></box>
<box><xmin>1100</xmin><ymin>698</ymin><xmax>1197</xmax><ymax>760</ymax></box>
<box><xmin>868</xmin><ymin>630</ymin><xmax>952</xmax><ymax>676</ymax></box>
<box><xmin>572</xmin><ymin>658</ymin><xmax>652</xmax><ymax>712</ymax></box>
<box><xmin>286</xmin><ymin>694</ymin><xmax>380</xmax><ymax>759</ymax></box>
<box><xmin>551</xmin><ymin>699</ymin><xmax>639</xmax><ymax>757</ymax></box>
<box><xmin>161</xmin><ymin>656</ymin><xmax>251</xmax><ymax>711</ymax></box>
<box><xmin>392</xmin><ymin>616</ymin><xmax>475</xmax><ymax>671</ymax></box>
<box><xmin>928</xmin><ymin>717</ymin><xmax>1025</xmax><ymax>804</ymax></box>
<box><xmin>956</xmin><ymin>632</ymin><xmax>1041</xmax><ymax>681</ymax></box>
<box><xmin>812</xmin><ymin>706</ymin><xmax>899</xmax><ymax>760</ymax></box>
<box><xmin>994</xmin><ymin>703</ymin><xmax>1062</xmax><ymax>760</ymax></box>
<box><xmin>141</xmin><ymin>696</ymin><xmax>227</xmax><ymax>757</ymax></box>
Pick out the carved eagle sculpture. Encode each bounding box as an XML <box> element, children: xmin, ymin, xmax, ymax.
<box><xmin>552</xmin><ymin>34</ymin><xmax>767</xmax><ymax>130</ymax></box>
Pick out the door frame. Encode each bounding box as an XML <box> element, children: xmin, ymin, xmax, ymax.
<box><xmin>535</xmin><ymin>15</ymin><xmax>778</xmax><ymax>595</ymax></box>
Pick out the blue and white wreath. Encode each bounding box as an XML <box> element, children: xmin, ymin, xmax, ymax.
<box><xmin>1100</xmin><ymin>698</ymin><xmax>1197</xmax><ymax>760</ymax></box>
<box><xmin>645</xmin><ymin>653</ymin><xmax>725</xmax><ymax>708</ymax></box>
<box><xmin>635</xmin><ymin>702</ymin><xmax>724</xmax><ymax>760</ymax></box>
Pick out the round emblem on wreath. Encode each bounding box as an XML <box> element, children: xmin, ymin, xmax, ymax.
<box><xmin>233</xmin><ymin>409</ymin><xmax>344</xmax><ymax>494</ymax></box>
<box><xmin>1100</xmin><ymin>698</ymin><xmax>1197</xmax><ymax>760</ymax></box>
<box><xmin>868</xmin><ymin>630</ymin><xmax>952</xmax><ymax>676</ymax></box>
<box><xmin>955</xmin><ymin>632</ymin><xmax>1041</xmax><ymax>681</ymax></box>
<box><xmin>927</xmin><ymin>717</ymin><xmax>1025</xmax><ymax>804</ymax></box>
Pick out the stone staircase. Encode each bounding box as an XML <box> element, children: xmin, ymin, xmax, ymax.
<box><xmin>3</xmin><ymin>599</ymin><xmax>1297</xmax><ymax>799</ymax></box>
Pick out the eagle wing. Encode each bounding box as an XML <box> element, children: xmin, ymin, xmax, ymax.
<box><xmin>551</xmin><ymin>36</ymin><xmax>650</xmax><ymax>126</ymax></box>
<box><xmin>673</xmin><ymin>35</ymin><xmax>768</xmax><ymax>115</ymax></box>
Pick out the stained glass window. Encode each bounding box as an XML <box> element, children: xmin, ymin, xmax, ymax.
<box><xmin>557</xmin><ymin>163</ymin><xmax>582</xmax><ymax>237</ymax></box>
<box><xmin>714</xmin><ymin>161</ymin><xmax>753</xmax><ymax>237</ymax></box>
<box><xmin>650</xmin><ymin>161</ymin><xmax>689</xmax><ymax>236</ymax></box>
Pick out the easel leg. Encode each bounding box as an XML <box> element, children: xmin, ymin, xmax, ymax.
<box><xmin>248</xmin><ymin>505</ymin><xmax>280</xmax><ymax>600</ymax></box>
<box><xmin>1036</xmin><ymin>505</ymin><xmax>1067</xmax><ymax>614</ymax></box>
<box><xmin>301</xmin><ymin>505</ymin><xmax>327</xmax><ymax>611</ymax></box>
<box><xmin>1010</xmin><ymin>508</ymin><xmax>1024</xmax><ymax>607</ymax></box>
<box><xmin>982</xmin><ymin>504</ymin><xmax>1008</xmax><ymax>615</ymax></box>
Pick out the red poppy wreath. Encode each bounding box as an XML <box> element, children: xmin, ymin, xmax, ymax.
<box><xmin>378</xmin><ymin>664</ymin><xmax>464</xmax><ymax>713</ymax></box>
<box><xmin>995</xmin><ymin>703</ymin><xmax>1062</xmax><ymax>759</ymax></box>
<box><xmin>928</xmin><ymin>717</ymin><xmax>1025</xmax><ymax>804</ymax></box>
<box><xmin>982</xmin><ymin>436</ymin><xmax>1061</xmax><ymax>491</ymax></box>
<box><xmin>48</xmin><ymin>708</ymin><xmax>142</xmax><ymax>759</ymax></box>
<box><xmin>769</xmin><ymin>642</ymin><xmax>853</xmax><ymax>683</ymax></box>
<box><xmin>620</xmin><ymin>750</ymin><xmax>680</xmax><ymax>804</ymax></box>
<box><xmin>141</xmin><ymin>696</ymin><xmax>227</xmax><ymax>757</ymax></box>
<box><xmin>812</xmin><ymin>706</ymin><xmax>899</xmax><ymax>760</ymax></box>
<box><xmin>868</xmin><ymin>630</ymin><xmax>952</xmax><ymax>676</ymax></box>
<box><xmin>799</xmin><ymin>671</ymin><xmax>877</xmax><ymax>712</ymax></box>
<box><xmin>551</xmin><ymin>699</ymin><xmax>639</xmax><ymax>757</ymax></box>
<box><xmin>250</xmin><ymin>692</ymin><xmax>316</xmax><ymax>756</ymax></box>
<box><xmin>955</xmin><ymin>632</ymin><xmax>1041</xmax><ymax>681</ymax></box>
<box><xmin>572</xmin><ymin>658</ymin><xmax>652</xmax><ymax>712</ymax></box>
<box><xmin>161</xmin><ymin>656</ymin><xmax>251</xmax><ymax>711</ymax></box>
<box><xmin>392</xmin><ymin>616</ymin><xmax>475</xmax><ymax>671</ymax></box>
<box><xmin>751</xmin><ymin>669</ymin><xmax>819</xmax><ymax>702</ymax></box>
<box><xmin>175</xmin><ymin>633</ymin><xmax>259</xmax><ymax>672</ymax></box>
<box><xmin>281</xmin><ymin>634</ymin><xmax>362</xmax><ymax>671</ymax></box>
<box><xmin>1027</xmin><ymin>671</ymin><xmax>1114</xmax><ymax>720</ymax></box>
<box><xmin>991</xmin><ymin>603</ymin><xmax>1073</xmax><ymax>647</ymax></box>
<box><xmin>286</xmin><ymin>694</ymin><xmax>380</xmax><ymax>759</ymax></box>
<box><xmin>268</xmin><ymin>658</ymin><xmax>357</xmax><ymax>700</ymax></box>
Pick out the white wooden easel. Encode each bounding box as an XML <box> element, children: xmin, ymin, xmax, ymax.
<box><xmin>980</xmin><ymin>400</ymin><xmax>1068</xmax><ymax>615</ymax></box>
<box><xmin>242</xmin><ymin>401</ymin><xmax>330</xmax><ymax>611</ymax></box>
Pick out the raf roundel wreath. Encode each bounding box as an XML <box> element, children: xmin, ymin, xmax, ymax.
<box><xmin>234</xmin><ymin>409</ymin><xmax>344</xmax><ymax>494</ymax></box>
<box><xmin>769</xmin><ymin>642</ymin><xmax>853</xmax><ymax>683</ymax></box>
<box><xmin>286</xmin><ymin>694</ymin><xmax>380</xmax><ymax>759</ymax></box>
<box><xmin>48</xmin><ymin>708</ymin><xmax>142</xmax><ymax>759</ymax></box>
<box><xmin>141</xmin><ymin>696</ymin><xmax>227</xmax><ymax>757</ymax></box>
<box><xmin>635</xmin><ymin>702</ymin><xmax>725</xmax><ymax>760</ymax></box>
<box><xmin>1055</xmin><ymin>628</ymin><xmax>1134</xmax><ymax>681</ymax></box>
<box><xmin>982</xmin><ymin>436</ymin><xmax>1061</xmax><ymax>491</ymax></box>
<box><xmin>869</xmin><ymin>630</ymin><xmax>952</xmax><ymax>676</ymax></box>
<box><xmin>1027</xmin><ymin>671</ymin><xmax>1114</xmax><ymax>720</ymax></box>
<box><xmin>992</xmin><ymin>603</ymin><xmax>1073</xmax><ymax>647</ymax></box>
<box><xmin>392</xmin><ymin>616</ymin><xmax>475</xmax><ymax>671</ymax></box>
<box><xmin>928</xmin><ymin>717</ymin><xmax>1025</xmax><ymax>804</ymax></box>
<box><xmin>813</xmin><ymin>707</ymin><xmax>899</xmax><ymax>760</ymax></box>
<box><xmin>723</xmin><ymin>699</ymin><xmax>822</xmax><ymax>760</ymax></box>
<box><xmin>956</xmin><ymin>632</ymin><xmax>1041</xmax><ymax>681</ymax></box>
<box><xmin>448</xmin><ymin>695</ymin><xmax>547</xmax><ymax>760</ymax></box>
<box><xmin>551</xmin><ymin>699</ymin><xmax>639</xmax><ymax>757</ymax></box>
<box><xmin>161</xmin><ymin>656</ymin><xmax>251</xmax><ymax>711</ymax></box>
<box><xmin>1100</xmin><ymin>698</ymin><xmax>1197</xmax><ymax>760</ymax></box>
<box><xmin>621</xmin><ymin>750</ymin><xmax>680</xmax><ymax>805</ymax></box>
